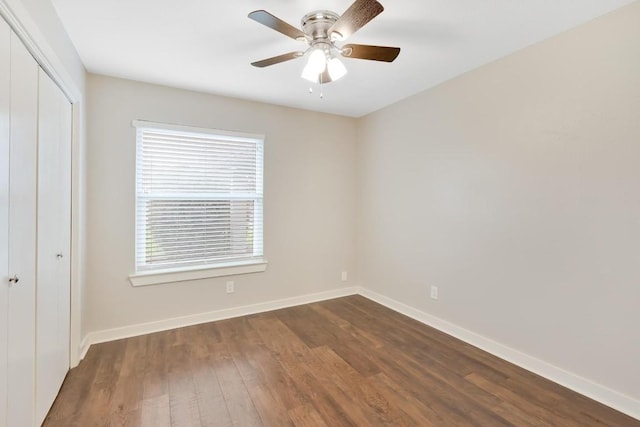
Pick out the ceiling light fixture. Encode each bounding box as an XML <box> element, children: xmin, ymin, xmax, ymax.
<box><xmin>301</xmin><ymin>44</ymin><xmax>348</xmax><ymax>83</ymax></box>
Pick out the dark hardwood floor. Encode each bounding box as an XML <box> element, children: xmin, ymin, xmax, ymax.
<box><xmin>44</xmin><ymin>295</ymin><xmax>639</xmax><ymax>426</ymax></box>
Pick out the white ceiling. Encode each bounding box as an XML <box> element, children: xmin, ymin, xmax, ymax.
<box><xmin>51</xmin><ymin>0</ymin><xmax>635</xmax><ymax>117</ymax></box>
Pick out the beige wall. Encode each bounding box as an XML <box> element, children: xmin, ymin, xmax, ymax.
<box><xmin>357</xmin><ymin>3</ymin><xmax>640</xmax><ymax>401</ymax></box>
<box><xmin>85</xmin><ymin>74</ymin><xmax>357</xmax><ymax>333</ymax></box>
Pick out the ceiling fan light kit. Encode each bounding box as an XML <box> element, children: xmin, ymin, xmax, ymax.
<box><xmin>249</xmin><ymin>0</ymin><xmax>400</xmax><ymax>88</ymax></box>
<box><xmin>301</xmin><ymin>44</ymin><xmax>348</xmax><ymax>83</ymax></box>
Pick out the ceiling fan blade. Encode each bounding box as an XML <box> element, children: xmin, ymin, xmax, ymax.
<box><xmin>251</xmin><ymin>51</ymin><xmax>304</xmax><ymax>68</ymax></box>
<box><xmin>329</xmin><ymin>0</ymin><xmax>384</xmax><ymax>40</ymax></box>
<box><xmin>248</xmin><ymin>10</ymin><xmax>306</xmax><ymax>41</ymax></box>
<box><xmin>341</xmin><ymin>44</ymin><xmax>400</xmax><ymax>62</ymax></box>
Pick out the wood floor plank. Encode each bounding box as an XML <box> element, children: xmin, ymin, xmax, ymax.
<box><xmin>248</xmin><ymin>314</ymin><xmax>361</xmax><ymax>426</ymax></box>
<box><xmin>165</xmin><ymin>344</ymin><xmax>201</xmax><ymax>427</ymax></box>
<box><xmin>44</xmin><ymin>296</ymin><xmax>640</xmax><ymax>427</ymax></box>
<box><xmin>168</xmin><ymin>396</ymin><xmax>200</xmax><ymax>427</ymax></box>
<box><xmin>465</xmin><ymin>372</ymin><xmax>584</xmax><ymax>427</ymax></box>
<box><xmin>74</xmin><ymin>340</ymin><xmax>128</xmax><ymax>426</ymax></box>
<box><xmin>194</xmin><ymin>394</ymin><xmax>231</xmax><ymax>427</ymax></box>
<box><xmin>43</xmin><ymin>345</ymin><xmax>101</xmax><ymax>422</ymax></box>
<box><xmin>288</xmin><ymin>404</ymin><xmax>328</xmax><ymax>427</ymax></box>
<box><xmin>369</xmin><ymin>350</ymin><xmax>513</xmax><ymax>426</ymax></box>
<box><xmin>342</xmin><ymin>296</ymin><xmax>512</xmax><ymax>371</ymax></box>
<box><xmin>187</xmin><ymin>346</ymin><xmax>232</xmax><ymax>425</ymax></box>
<box><xmin>252</xmin><ymin>345</ymin><xmax>309</xmax><ymax>410</ymax></box>
<box><xmin>327</xmin><ymin>296</ymin><xmax>509</xmax><ymax>383</ymax></box>
<box><xmin>248</xmin><ymin>383</ymin><xmax>295</xmax><ymax>426</ymax></box>
<box><xmin>110</xmin><ymin>337</ymin><xmax>147</xmax><ymax>419</ymax></box>
<box><xmin>275</xmin><ymin>354</ymin><xmax>359</xmax><ymax>426</ymax></box>
<box><xmin>311</xmin><ymin>345</ymin><xmax>411</xmax><ymax>425</ymax></box>
<box><xmin>301</xmin><ymin>350</ymin><xmax>388</xmax><ymax>425</ymax></box>
<box><xmin>142</xmin><ymin>332</ymin><xmax>168</xmax><ymax>400</ymax></box>
<box><xmin>368</xmin><ymin>372</ymin><xmax>442</xmax><ymax>426</ymax></box>
<box><xmin>491</xmin><ymin>401</ymin><xmax>547</xmax><ymax>427</ymax></box>
<box><xmin>213</xmin><ymin>352</ymin><xmax>262</xmax><ymax>426</ymax></box>
<box><xmin>321</xmin><ymin>305</ymin><xmax>514</xmax><ymax>426</ymax></box>
<box><xmin>277</xmin><ymin>303</ymin><xmax>382</xmax><ymax>377</ymax></box>
<box><xmin>140</xmin><ymin>395</ymin><xmax>171</xmax><ymax>427</ymax></box>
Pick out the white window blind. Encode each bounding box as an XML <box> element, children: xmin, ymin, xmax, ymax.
<box><xmin>134</xmin><ymin>121</ymin><xmax>264</xmax><ymax>273</ymax></box>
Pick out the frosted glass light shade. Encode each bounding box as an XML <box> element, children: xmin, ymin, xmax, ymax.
<box><xmin>307</xmin><ymin>48</ymin><xmax>326</xmax><ymax>74</ymax></box>
<box><xmin>301</xmin><ymin>63</ymin><xmax>319</xmax><ymax>83</ymax></box>
<box><xmin>327</xmin><ymin>57</ymin><xmax>347</xmax><ymax>81</ymax></box>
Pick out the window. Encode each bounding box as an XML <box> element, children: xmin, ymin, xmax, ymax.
<box><xmin>130</xmin><ymin>121</ymin><xmax>265</xmax><ymax>286</ymax></box>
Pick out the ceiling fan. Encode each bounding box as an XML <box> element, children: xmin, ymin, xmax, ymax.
<box><xmin>248</xmin><ymin>0</ymin><xmax>400</xmax><ymax>84</ymax></box>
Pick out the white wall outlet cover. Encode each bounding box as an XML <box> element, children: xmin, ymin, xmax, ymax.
<box><xmin>430</xmin><ymin>286</ymin><xmax>439</xmax><ymax>300</ymax></box>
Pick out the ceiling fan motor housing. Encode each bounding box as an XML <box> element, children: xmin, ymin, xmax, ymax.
<box><xmin>301</xmin><ymin>11</ymin><xmax>340</xmax><ymax>42</ymax></box>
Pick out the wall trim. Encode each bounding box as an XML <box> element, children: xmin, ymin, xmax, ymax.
<box><xmin>80</xmin><ymin>286</ymin><xmax>360</xmax><ymax>356</ymax></box>
<box><xmin>358</xmin><ymin>288</ymin><xmax>640</xmax><ymax>421</ymax></box>
<box><xmin>79</xmin><ymin>335</ymin><xmax>91</xmax><ymax>361</ymax></box>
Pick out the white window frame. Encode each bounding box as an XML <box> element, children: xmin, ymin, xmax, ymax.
<box><xmin>129</xmin><ymin>120</ymin><xmax>267</xmax><ymax>287</ymax></box>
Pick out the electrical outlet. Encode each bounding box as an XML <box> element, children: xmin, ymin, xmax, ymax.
<box><xmin>226</xmin><ymin>281</ymin><xmax>235</xmax><ymax>294</ymax></box>
<box><xmin>430</xmin><ymin>286</ymin><xmax>439</xmax><ymax>300</ymax></box>
<box><xmin>341</xmin><ymin>271</ymin><xmax>348</xmax><ymax>281</ymax></box>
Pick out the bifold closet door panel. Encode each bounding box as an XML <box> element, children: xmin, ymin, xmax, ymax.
<box><xmin>7</xmin><ymin>31</ymin><xmax>38</xmax><ymax>427</ymax></box>
<box><xmin>35</xmin><ymin>69</ymin><xmax>72</xmax><ymax>425</ymax></box>
<box><xmin>0</xmin><ymin>18</ymin><xmax>10</xmax><ymax>427</ymax></box>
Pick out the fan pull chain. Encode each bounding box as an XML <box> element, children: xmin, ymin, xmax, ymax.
<box><xmin>308</xmin><ymin>82</ymin><xmax>324</xmax><ymax>99</ymax></box>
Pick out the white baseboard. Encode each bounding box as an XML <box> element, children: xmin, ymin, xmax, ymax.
<box><xmin>359</xmin><ymin>288</ymin><xmax>640</xmax><ymax>422</ymax></box>
<box><xmin>79</xmin><ymin>286</ymin><xmax>359</xmax><ymax>358</ymax></box>
<box><xmin>79</xmin><ymin>335</ymin><xmax>91</xmax><ymax>361</ymax></box>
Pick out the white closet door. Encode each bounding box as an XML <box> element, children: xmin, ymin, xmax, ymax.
<box><xmin>7</xmin><ymin>31</ymin><xmax>38</xmax><ymax>427</ymax></box>
<box><xmin>0</xmin><ymin>18</ymin><xmax>10</xmax><ymax>427</ymax></box>
<box><xmin>36</xmin><ymin>69</ymin><xmax>72</xmax><ymax>425</ymax></box>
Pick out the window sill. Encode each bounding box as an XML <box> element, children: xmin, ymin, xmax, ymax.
<box><xmin>129</xmin><ymin>260</ymin><xmax>268</xmax><ymax>287</ymax></box>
